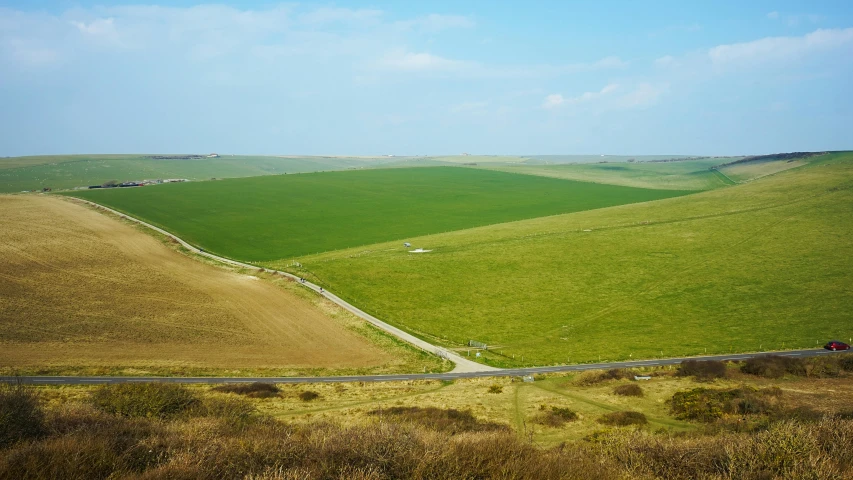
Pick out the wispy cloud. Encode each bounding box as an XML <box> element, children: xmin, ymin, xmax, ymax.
<box><xmin>395</xmin><ymin>14</ymin><xmax>475</xmax><ymax>32</ymax></box>
<box><xmin>543</xmin><ymin>84</ymin><xmax>618</xmax><ymax>109</ymax></box>
<box><xmin>708</xmin><ymin>28</ymin><xmax>853</xmax><ymax>65</ymax></box>
<box><xmin>654</xmin><ymin>55</ymin><xmax>676</xmax><ymax>68</ymax></box>
<box><xmin>617</xmin><ymin>83</ymin><xmax>668</xmax><ymax>108</ymax></box>
<box><xmin>379</xmin><ymin>48</ymin><xmax>469</xmax><ymax>71</ymax></box>
<box><xmin>766</xmin><ymin>11</ymin><xmax>825</xmax><ymax>27</ymax></box>
<box><xmin>298</xmin><ymin>7</ymin><xmax>382</xmax><ymax>26</ymax></box>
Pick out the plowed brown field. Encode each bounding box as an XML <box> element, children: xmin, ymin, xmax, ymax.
<box><xmin>0</xmin><ymin>195</ymin><xmax>392</xmax><ymax>373</ymax></box>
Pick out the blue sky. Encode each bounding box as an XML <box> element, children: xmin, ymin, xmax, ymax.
<box><xmin>1</xmin><ymin>1</ymin><xmax>852</xmax><ymax>156</ymax></box>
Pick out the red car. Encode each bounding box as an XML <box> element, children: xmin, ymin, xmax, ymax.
<box><xmin>824</xmin><ymin>340</ymin><xmax>850</xmax><ymax>351</ymax></box>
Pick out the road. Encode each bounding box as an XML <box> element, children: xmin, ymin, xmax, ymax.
<box><xmin>4</xmin><ymin>349</ymin><xmax>847</xmax><ymax>385</ymax></box>
<box><xmin>71</xmin><ymin>198</ymin><xmax>491</xmax><ymax>373</ymax></box>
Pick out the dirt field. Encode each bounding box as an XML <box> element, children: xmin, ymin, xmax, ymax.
<box><xmin>0</xmin><ymin>195</ymin><xmax>394</xmax><ymax>373</ymax></box>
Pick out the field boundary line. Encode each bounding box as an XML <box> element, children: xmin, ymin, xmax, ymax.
<box><xmin>67</xmin><ymin>197</ymin><xmax>493</xmax><ymax>374</ymax></box>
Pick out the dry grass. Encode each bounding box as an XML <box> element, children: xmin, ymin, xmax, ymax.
<box><xmin>0</xmin><ymin>195</ymin><xmax>439</xmax><ymax>375</ymax></box>
<box><xmin>7</xmin><ymin>381</ymin><xmax>852</xmax><ymax>479</ymax></box>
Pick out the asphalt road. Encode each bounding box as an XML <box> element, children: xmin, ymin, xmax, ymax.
<box><xmin>4</xmin><ymin>349</ymin><xmax>847</xmax><ymax>385</ymax></box>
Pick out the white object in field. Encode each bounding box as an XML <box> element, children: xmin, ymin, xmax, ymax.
<box><xmin>583</xmin><ymin>229</ymin><xmax>592</xmax><ymax>232</ymax></box>
<box><xmin>634</xmin><ymin>375</ymin><xmax>651</xmax><ymax>381</ymax></box>
<box><xmin>404</xmin><ymin>242</ymin><xmax>411</xmax><ymax>247</ymax></box>
<box><xmin>409</xmin><ymin>248</ymin><xmax>432</xmax><ymax>253</ymax></box>
<box><xmin>522</xmin><ymin>375</ymin><xmax>535</xmax><ymax>382</ymax></box>
<box><xmin>476</xmin><ymin>352</ymin><xmax>481</xmax><ymax>357</ymax></box>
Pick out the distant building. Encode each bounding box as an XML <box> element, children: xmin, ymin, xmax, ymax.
<box><xmin>207</xmin><ymin>153</ymin><xmax>220</xmax><ymax>158</ymax></box>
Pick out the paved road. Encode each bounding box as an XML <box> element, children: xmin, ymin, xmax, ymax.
<box><xmin>4</xmin><ymin>349</ymin><xmax>847</xmax><ymax>385</ymax></box>
<box><xmin>72</xmin><ymin>198</ymin><xmax>491</xmax><ymax>373</ymax></box>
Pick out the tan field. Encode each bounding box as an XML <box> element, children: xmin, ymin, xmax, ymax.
<box><xmin>0</xmin><ymin>195</ymin><xmax>417</xmax><ymax>375</ymax></box>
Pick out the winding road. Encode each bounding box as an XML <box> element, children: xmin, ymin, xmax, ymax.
<box><xmin>7</xmin><ymin>197</ymin><xmax>844</xmax><ymax>386</ymax></box>
<box><xmin>3</xmin><ymin>349</ymin><xmax>845</xmax><ymax>385</ymax></box>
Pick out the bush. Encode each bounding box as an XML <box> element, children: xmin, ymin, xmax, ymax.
<box><xmin>613</xmin><ymin>384</ymin><xmax>644</xmax><ymax>397</ymax></box>
<box><xmin>574</xmin><ymin>369</ymin><xmax>628</xmax><ymax>386</ymax></box>
<box><xmin>533</xmin><ymin>406</ymin><xmax>579</xmax><ymax>427</ymax></box>
<box><xmin>741</xmin><ymin>356</ymin><xmax>805</xmax><ymax>378</ymax></box>
<box><xmin>670</xmin><ymin>387</ymin><xmax>778</xmax><ymax>422</ymax></box>
<box><xmin>839</xmin><ymin>355</ymin><xmax>853</xmax><ymax>372</ymax></box>
<box><xmin>211</xmin><ymin>382</ymin><xmax>281</xmax><ymax>398</ymax></box>
<box><xmin>487</xmin><ymin>385</ymin><xmax>503</xmax><ymax>394</ymax></box>
<box><xmin>598</xmin><ymin>411</ymin><xmax>647</xmax><ymax>426</ymax></box>
<box><xmin>90</xmin><ymin>383</ymin><xmax>198</xmax><ymax>419</ymax></box>
<box><xmin>298</xmin><ymin>391</ymin><xmax>320</xmax><ymax>402</ymax></box>
<box><xmin>677</xmin><ymin>360</ymin><xmax>727</xmax><ymax>381</ymax></box>
<box><xmin>194</xmin><ymin>397</ymin><xmax>257</xmax><ymax>427</ymax></box>
<box><xmin>0</xmin><ymin>384</ymin><xmax>45</xmax><ymax>448</ymax></box>
<box><xmin>367</xmin><ymin>406</ymin><xmax>510</xmax><ymax>434</ymax></box>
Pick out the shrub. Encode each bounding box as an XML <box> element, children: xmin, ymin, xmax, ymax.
<box><xmin>487</xmin><ymin>385</ymin><xmax>503</xmax><ymax>394</ymax></box>
<box><xmin>212</xmin><ymin>382</ymin><xmax>281</xmax><ymax>398</ymax></box>
<box><xmin>574</xmin><ymin>369</ymin><xmax>628</xmax><ymax>386</ymax></box>
<box><xmin>0</xmin><ymin>384</ymin><xmax>45</xmax><ymax>448</ymax></box>
<box><xmin>613</xmin><ymin>384</ymin><xmax>644</xmax><ymax>397</ymax></box>
<box><xmin>670</xmin><ymin>387</ymin><xmax>777</xmax><ymax>422</ymax></box>
<box><xmin>90</xmin><ymin>383</ymin><xmax>198</xmax><ymax>419</ymax></box>
<box><xmin>367</xmin><ymin>406</ymin><xmax>510</xmax><ymax>434</ymax></box>
<box><xmin>598</xmin><ymin>411</ymin><xmax>647</xmax><ymax>426</ymax></box>
<box><xmin>194</xmin><ymin>397</ymin><xmax>258</xmax><ymax>427</ymax></box>
<box><xmin>804</xmin><ymin>357</ymin><xmax>842</xmax><ymax>378</ymax></box>
<box><xmin>298</xmin><ymin>391</ymin><xmax>320</xmax><ymax>402</ymax></box>
<box><xmin>677</xmin><ymin>360</ymin><xmax>727</xmax><ymax>381</ymax></box>
<box><xmin>741</xmin><ymin>356</ymin><xmax>805</xmax><ymax>378</ymax></box>
<box><xmin>839</xmin><ymin>355</ymin><xmax>853</xmax><ymax>372</ymax></box>
<box><xmin>533</xmin><ymin>406</ymin><xmax>579</xmax><ymax>427</ymax></box>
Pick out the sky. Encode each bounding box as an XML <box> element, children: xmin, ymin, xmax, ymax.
<box><xmin>1</xmin><ymin>1</ymin><xmax>852</xmax><ymax>156</ymax></box>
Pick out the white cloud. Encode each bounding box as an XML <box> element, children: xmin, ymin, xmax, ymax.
<box><xmin>379</xmin><ymin>49</ymin><xmax>468</xmax><ymax>71</ymax></box>
<box><xmin>450</xmin><ymin>101</ymin><xmax>489</xmax><ymax>113</ymax></box>
<box><xmin>543</xmin><ymin>84</ymin><xmax>619</xmax><ymax>109</ymax></box>
<box><xmin>71</xmin><ymin>18</ymin><xmax>115</xmax><ymax>35</ymax></box>
<box><xmin>396</xmin><ymin>14</ymin><xmax>474</xmax><ymax>32</ymax></box>
<box><xmin>654</xmin><ymin>55</ymin><xmax>676</xmax><ymax>68</ymax></box>
<box><xmin>298</xmin><ymin>7</ymin><xmax>382</xmax><ymax>26</ymax></box>
<box><xmin>708</xmin><ymin>28</ymin><xmax>853</xmax><ymax>65</ymax></box>
<box><xmin>543</xmin><ymin>94</ymin><xmax>565</xmax><ymax>109</ymax></box>
<box><xmin>618</xmin><ymin>83</ymin><xmax>667</xmax><ymax>108</ymax></box>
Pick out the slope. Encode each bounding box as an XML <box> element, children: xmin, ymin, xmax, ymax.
<box><xmin>0</xmin><ymin>195</ymin><xmax>436</xmax><ymax>376</ymax></box>
<box><xmin>276</xmin><ymin>153</ymin><xmax>853</xmax><ymax>367</ymax></box>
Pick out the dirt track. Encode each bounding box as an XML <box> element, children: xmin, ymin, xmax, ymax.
<box><xmin>0</xmin><ymin>195</ymin><xmax>391</xmax><ymax>371</ymax></box>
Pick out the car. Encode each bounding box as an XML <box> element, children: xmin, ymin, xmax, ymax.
<box><xmin>824</xmin><ymin>340</ymin><xmax>850</xmax><ymax>351</ymax></box>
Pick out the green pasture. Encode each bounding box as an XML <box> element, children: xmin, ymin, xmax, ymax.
<box><xmin>66</xmin><ymin>167</ymin><xmax>690</xmax><ymax>261</ymax></box>
<box><xmin>0</xmin><ymin>154</ymin><xmax>395</xmax><ymax>193</ymax></box>
<box><xmin>480</xmin><ymin>158</ymin><xmax>738</xmax><ymax>190</ymax></box>
<box><xmin>276</xmin><ymin>153</ymin><xmax>853</xmax><ymax>367</ymax></box>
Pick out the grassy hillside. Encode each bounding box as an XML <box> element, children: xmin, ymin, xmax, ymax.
<box><xmin>66</xmin><ymin>167</ymin><xmax>690</xmax><ymax>261</ymax></box>
<box><xmin>0</xmin><ymin>154</ymin><xmax>397</xmax><ymax>193</ymax></box>
<box><xmin>480</xmin><ymin>158</ymin><xmax>737</xmax><ymax>190</ymax></box>
<box><xmin>276</xmin><ymin>153</ymin><xmax>853</xmax><ymax>367</ymax></box>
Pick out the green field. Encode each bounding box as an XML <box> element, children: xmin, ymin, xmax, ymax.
<box><xmin>66</xmin><ymin>167</ymin><xmax>690</xmax><ymax>261</ymax></box>
<box><xmin>269</xmin><ymin>153</ymin><xmax>853</xmax><ymax>367</ymax></box>
<box><xmin>0</xmin><ymin>154</ymin><xmax>403</xmax><ymax>193</ymax></box>
<box><xmin>480</xmin><ymin>158</ymin><xmax>739</xmax><ymax>190</ymax></box>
